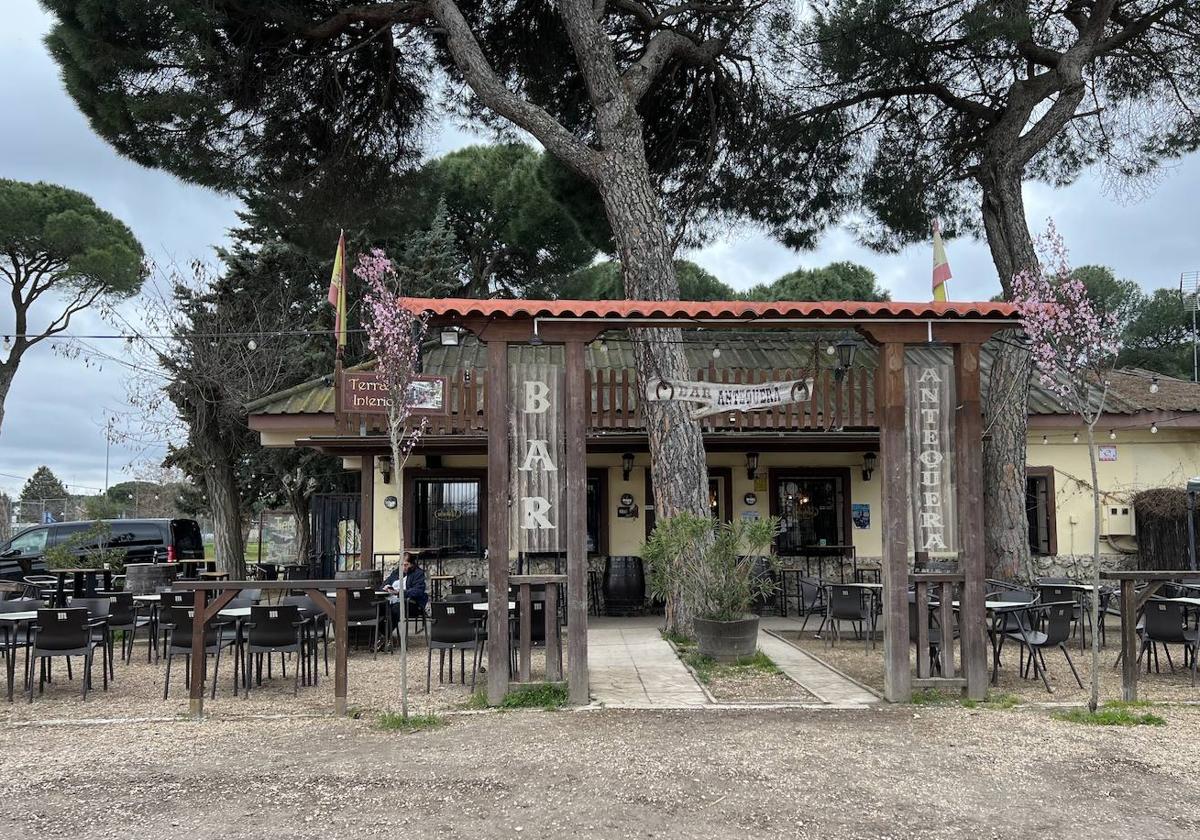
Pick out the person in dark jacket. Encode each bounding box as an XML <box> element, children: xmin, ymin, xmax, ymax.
<box><xmin>384</xmin><ymin>553</ymin><xmax>428</xmax><ymax>629</ymax></box>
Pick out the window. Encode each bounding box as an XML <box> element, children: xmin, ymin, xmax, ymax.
<box><xmin>8</xmin><ymin>527</ymin><xmax>48</xmax><ymax>556</ymax></box>
<box><xmin>1026</xmin><ymin>467</ymin><xmax>1057</xmax><ymax>555</ymax></box>
<box><xmin>773</xmin><ymin>475</ymin><xmax>846</xmax><ymax>553</ymax></box>
<box><xmin>412</xmin><ymin>479</ymin><xmax>482</xmax><ymax>554</ymax></box>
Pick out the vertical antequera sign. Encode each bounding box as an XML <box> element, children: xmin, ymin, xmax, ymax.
<box><xmin>906</xmin><ymin>349</ymin><xmax>959</xmax><ymax>557</ymax></box>
<box><xmin>509</xmin><ymin>351</ymin><xmax>565</xmax><ymax>553</ymax></box>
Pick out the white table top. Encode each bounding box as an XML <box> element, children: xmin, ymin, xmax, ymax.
<box><xmin>218</xmin><ymin>606</ymin><xmax>253</xmax><ymax>618</ymax></box>
<box><xmin>472</xmin><ymin>601</ymin><xmax>517</xmax><ymax>612</ymax></box>
<box><xmin>132</xmin><ymin>594</ymin><xmax>161</xmax><ymax>602</ymax></box>
<box><xmin>1165</xmin><ymin>597</ymin><xmax>1200</xmax><ymax>608</ymax></box>
<box><xmin>828</xmin><ymin>582</ymin><xmax>883</xmax><ymax>589</ymax></box>
<box><xmin>952</xmin><ymin>600</ymin><xmax>1030</xmax><ymax>611</ymax></box>
<box><xmin>0</xmin><ymin>611</ymin><xmax>38</xmax><ymax>622</ymax></box>
<box><xmin>1040</xmin><ymin>583</ymin><xmax>1098</xmax><ymax>592</ymax></box>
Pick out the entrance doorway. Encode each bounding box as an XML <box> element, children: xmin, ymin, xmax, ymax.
<box><xmin>769</xmin><ymin>470</ymin><xmax>850</xmax><ymax>553</ymax></box>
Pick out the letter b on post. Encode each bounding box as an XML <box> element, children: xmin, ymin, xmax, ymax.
<box><xmin>524</xmin><ymin>380</ymin><xmax>551</xmax><ymax>414</ymax></box>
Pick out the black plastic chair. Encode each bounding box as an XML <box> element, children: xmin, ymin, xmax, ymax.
<box><xmin>242</xmin><ymin>604</ymin><xmax>305</xmax><ymax>696</ymax></box>
<box><xmin>1003</xmin><ymin>601</ymin><xmax>1083</xmax><ymax>692</ymax></box>
<box><xmin>279</xmin><ymin>595</ymin><xmax>328</xmax><ymax>680</ymax></box>
<box><xmin>796</xmin><ymin>577</ymin><xmax>826</xmax><ymax>632</ymax></box>
<box><xmin>103</xmin><ymin>592</ymin><xmax>151</xmax><ymax>663</ymax></box>
<box><xmin>0</xmin><ymin>598</ymin><xmax>40</xmax><ymax>701</ymax></box>
<box><xmin>825</xmin><ymin>585</ymin><xmax>874</xmax><ymax>650</ymax></box>
<box><xmin>908</xmin><ymin>595</ymin><xmax>956</xmax><ymax>675</ymax></box>
<box><xmin>27</xmin><ymin>608</ymin><xmax>104</xmax><ymax>701</ymax></box>
<box><xmin>162</xmin><ymin>605</ymin><xmax>238</xmax><ymax>700</ymax></box>
<box><xmin>67</xmin><ymin>596</ymin><xmax>115</xmax><ymax>685</ymax></box>
<box><xmin>1139</xmin><ymin>598</ymin><xmax>1199</xmax><ymax>685</ymax></box>
<box><xmin>427</xmin><ymin>601</ymin><xmax>480</xmax><ymax>691</ymax></box>
<box><xmin>157</xmin><ymin>590</ymin><xmax>194</xmax><ymax>659</ymax></box>
<box><xmin>341</xmin><ymin>589</ymin><xmax>384</xmax><ymax>657</ymax></box>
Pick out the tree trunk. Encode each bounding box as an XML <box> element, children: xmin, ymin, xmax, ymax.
<box><xmin>1086</xmin><ymin>423</ymin><xmax>1101</xmax><ymax>713</ymax></box>
<box><xmin>0</xmin><ymin>359</ymin><xmax>16</xmax><ymax>438</ymax></box>
<box><xmin>387</xmin><ymin>428</ymin><xmax>410</xmax><ymax>719</ymax></box>
<box><xmin>597</xmin><ymin>152</ymin><xmax>711</xmax><ymax>635</ymax></box>
<box><xmin>205</xmin><ymin>462</ymin><xmax>246</xmax><ymax>579</ymax></box>
<box><xmin>979</xmin><ymin>167</ymin><xmax>1038</xmax><ymax>580</ymax></box>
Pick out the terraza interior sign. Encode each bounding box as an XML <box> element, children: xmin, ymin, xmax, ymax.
<box><xmin>339</xmin><ymin>371</ymin><xmax>446</xmax><ymax>415</ymax></box>
<box><xmin>905</xmin><ymin>351</ymin><xmax>958</xmax><ymax>555</ymax></box>
<box><xmin>644</xmin><ymin>377</ymin><xmax>813</xmax><ymax>419</ymax></box>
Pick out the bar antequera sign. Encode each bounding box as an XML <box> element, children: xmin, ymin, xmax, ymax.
<box><xmin>644</xmin><ymin>377</ymin><xmax>813</xmax><ymax>419</ymax></box>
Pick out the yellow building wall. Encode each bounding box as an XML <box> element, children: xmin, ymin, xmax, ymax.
<box><xmin>1026</xmin><ymin>428</ymin><xmax>1200</xmax><ymax>556</ymax></box>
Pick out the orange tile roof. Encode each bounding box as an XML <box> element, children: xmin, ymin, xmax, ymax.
<box><xmin>398</xmin><ymin>297</ymin><xmax>1019</xmax><ymax>321</ymax></box>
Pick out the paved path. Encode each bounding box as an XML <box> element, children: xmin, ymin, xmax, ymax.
<box><xmin>587</xmin><ymin>617</ymin><xmax>708</xmax><ymax>708</ymax></box>
<box><xmin>757</xmin><ymin>620</ymin><xmax>878</xmax><ymax>706</ymax></box>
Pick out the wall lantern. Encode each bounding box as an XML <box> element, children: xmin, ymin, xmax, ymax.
<box><xmin>440</xmin><ymin>328</ymin><xmax>460</xmax><ymax>347</ymax></box>
<box><xmin>622</xmin><ymin>452</ymin><xmax>635</xmax><ymax>481</ymax></box>
<box><xmin>379</xmin><ymin>456</ymin><xmax>393</xmax><ymax>484</ymax></box>
<box><xmin>834</xmin><ymin>338</ymin><xmax>859</xmax><ymax>381</ymax></box>
<box><xmin>862</xmin><ymin>451</ymin><xmax>878</xmax><ymax>482</ymax></box>
<box><xmin>745</xmin><ymin>451</ymin><xmax>760</xmax><ymax>480</ymax></box>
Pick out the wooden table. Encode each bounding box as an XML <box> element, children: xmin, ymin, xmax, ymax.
<box><xmin>0</xmin><ymin>611</ymin><xmax>38</xmax><ymax>702</ymax></box>
<box><xmin>52</xmin><ymin>568</ymin><xmax>113</xmax><ymax>605</ymax></box>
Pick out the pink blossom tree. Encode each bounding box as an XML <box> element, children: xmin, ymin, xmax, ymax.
<box><xmin>1012</xmin><ymin>222</ymin><xmax>1121</xmax><ymax>712</ymax></box>
<box><xmin>358</xmin><ymin>248</ymin><xmax>428</xmax><ymax>719</ymax></box>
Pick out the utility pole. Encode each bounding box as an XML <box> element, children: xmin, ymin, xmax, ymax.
<box><xmin>104</xmin><ymin>417</ymin><xmax>114</xmax><ymax>493</ymax></box>
<box><xmin>1182</xmin><ymin>272</ymin><xmax>1200</xmax><ymax>383</ymax></box>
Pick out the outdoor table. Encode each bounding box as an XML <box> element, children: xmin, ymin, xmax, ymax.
<box><xmin>132</xmin><ymin>594</ymin><xmax>160</xmax><ymax>602</ymax></box>
<box><xmin>0</xmin><ymin>611</ymin><xmax>39</xmax><ymax>702</ymax></box>
<box><xmin>953</xmin><ymin>599</ymin><xmax>1031</xmax><ymax>684</ymax></box>
<box><xmin>428</xmin><ymin>573</ymin><xmax>456</xmax><ymax>601</ymax></box>
<box><xmin>175</xmin><ymin>560</ymin><xmax>216</xmax><ymax>579</ymax></box>
<box><xmin>52</xmin><ymin>568</ymin><xmax>113</xmax><ymax>605</ymax></box>
<box><xmin>471</xmin><ymin>601</ymin><xmax>517</xmax><ymax>612</ymax></box>
<box><xmin>200</xmin><ymin>570</ymin><xmax>230</xmax><ymax>581</ymax></box>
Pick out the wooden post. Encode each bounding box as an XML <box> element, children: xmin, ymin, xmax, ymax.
<box><xmin>519</xmin><ymin>582</ymin><xmax>532</xmax><ymax>682</ymax></box>
<box><xmin>1120</xmin><ymin>578</ymin><xmax>1138</xmax><ymax>702</ymax></box>
<box><xmin>188</xmin><ymin>589</ymin><xmax>207</xmax><ymax>718</ymax></box>
<box><xmin>360</xmin><ymin>454</ymin><xmax>375</xmax><ymax>570</ymax></box>
<box><xmin>565</xmin><ymin>340</ymin><xmax>590</xmax><ymax>704</ymax></box>
<box><xmin>333</xmin><ymin>591</ymin><xmax>348</xmax><ymax>714</ymax></box>
<box><xmin>544</xmin><ymin>581</ymin><xmax>562</xmax><ymax>681</ymax></box>
<box><xmin>938</xmin><ymin>582</ymin><xmax>956</xmax><ymax>678</ymax></box>
<box><xmin>954</xmin><ymin>342</ymin><xmax>988</xmax><ymax>699</ymax></box>
<box><xmin>878</xmin><ymin>341</ymin><xmax>912</xmax><ymax>702</ymax></box>
<box><xmin>915</xmin><ymin>581</ymin><xmax>930</xmax><ymax>679</ymax></box>
<box><xmin>486</xmin><ymin>340</ymin><xmax>511</xmax><ymax>704</ymax></box>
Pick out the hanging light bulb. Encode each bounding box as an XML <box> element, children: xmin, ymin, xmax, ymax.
<box><xmin>712</xmin><ymin>347</ymin><xmax>721</xmax><ymax>359</ymax></box>
<box><xmin>1109</xmin><ymin>429</ymin><xmax>1117</xmax><ymax>440</ymax></box>
<box><xmin>1072</xmin><ymin>432</ymin><xmax>1079</xmax><ymax>444</ymax></box>
<box><xmin>247</xmin><ymin>339</ymin><xmax>257</xmax><ymax>351</ymax></box>
<box><xmin>1042</xmin><ymin>435</ymin><xmax>1048</xmax><ymax>445</ymax></box>
<box><xmin>2</xmin><ymin>335</ymin><xmax>10</xmax><ymax>351</ymax></box>
<box><xmin>1151</xmin><ymin>422</ymin><xmax>1159</xmax><ymax>434</ymax></box>
<box><xmin>1150</xmin><ymin>376</ymin><xmax>1160</xmax><ymax>394</ymax></box>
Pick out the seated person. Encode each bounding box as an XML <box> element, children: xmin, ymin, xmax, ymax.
<box><xmin>383</xmin><ymin>553</ymin><xmax>428</xmax><ymax>627</ymax></box>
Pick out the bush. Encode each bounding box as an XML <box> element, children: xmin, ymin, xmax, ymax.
<box><xmin>643</xmin><ymin>512</ymin><xmax>780</xmax><ymax>622</ymax></box>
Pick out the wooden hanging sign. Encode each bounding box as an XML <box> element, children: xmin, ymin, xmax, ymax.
<box><xmin>643</xmin><ymin>377</ymin><xmax>813</xmax><ymax>419</ymax></box>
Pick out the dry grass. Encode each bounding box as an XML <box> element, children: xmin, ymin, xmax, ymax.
<box><xmin>670</xmin><ymin>636</ymin><xmax>815</xmax><ymax>702</ymax></box>
<box><xmin>776</xmin><ymin>614</ymin><xmax>1200</xmax><ymax>705</ymax></box>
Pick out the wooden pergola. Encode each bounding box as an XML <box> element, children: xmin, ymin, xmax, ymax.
<box><xmin>400</xmin><ymin>297</ymin><xmax>1021</xmax><ymax>703</ymax></box>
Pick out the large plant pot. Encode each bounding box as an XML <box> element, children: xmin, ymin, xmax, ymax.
<box><xmin>693</xmin><ymin>615</ymin><xmax>759</xmax><ymax>663</ymax></box>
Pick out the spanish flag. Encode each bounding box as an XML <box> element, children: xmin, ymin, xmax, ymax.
<box><xmin>328</xmin><ymin>231</ymin><xmax>347</xmax><ymax>351</ymax></box>
<box><xmin>932</xmin><ymin>219</ymin><xmax>951</xmax><ymax>302</ymax></box>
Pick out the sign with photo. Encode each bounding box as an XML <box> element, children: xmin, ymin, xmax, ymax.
<box><xmin>644</xmin><ymin>377</ymin><xmax>813</xmax><ymax>419</ymax></box>
<box><xmin>851</xmin><ymin>503</ymin><xmax>871</xmax><ymax>530</ymax></box>
<box><xmin>1099</xmin><ymin>445</ymin><xmax>1118</xmax><ymax>462</ymax></box>
<box><xmin>339</xmin><ymin>371</ymin><xmax>446</xmax><ymax>415</ymax></box>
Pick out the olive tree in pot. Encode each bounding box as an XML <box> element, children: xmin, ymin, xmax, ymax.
<box><xmin>643</xmin><ymin>513</ymin><xmax>780</xmax><ymax>662</ymax></box>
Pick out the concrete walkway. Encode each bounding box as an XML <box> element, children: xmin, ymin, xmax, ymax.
<box><xmin>587</xmin><ymin>617</ymin><xmax>708</xmax><ymax>708</ymax></box>
<box><xmin>587</xmin><ymin>615</ymin><xmax>878</xmax><ymax>708</ymax></box>
<box><xmin>757</xmin><ymin>620</ymin><xmax>878</xmax><ymax>706</ymax></box>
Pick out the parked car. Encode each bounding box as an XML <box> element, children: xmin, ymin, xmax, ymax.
<box><xmin>0</xmin><ymin>518</ymin><xmax>205</xmax><ymax>579</ymax></box>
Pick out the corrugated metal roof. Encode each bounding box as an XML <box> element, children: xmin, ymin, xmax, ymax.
<box><xmin>400</xmin><ymin>297</ymin><xmax>1019</xmax><ymax>322</ymax></box>
<box><xmin>247</xmin><ymin>333</ymin><xmax>1197</xmax><ymax>418</ymax></box>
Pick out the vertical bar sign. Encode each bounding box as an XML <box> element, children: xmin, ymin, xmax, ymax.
<box><xmin>509</xmin><ymin>353</ymin><xmax>565</xmax><ymax>553</ymax></box>
<box><xmin>906</xmin><ymin>349</ymin><xmax>958</xmax><ymax>556</ymax></box>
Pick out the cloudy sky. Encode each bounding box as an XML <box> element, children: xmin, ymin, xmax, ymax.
<box><xmin>2</xmin><ymin>0</ymin><xmax>1198</xmax><ymax>499</ymax></box>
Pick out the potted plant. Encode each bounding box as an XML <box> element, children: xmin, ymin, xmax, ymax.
<box><xmin>643</xmin><ymin>512</ymin><xmax>780</xmax><ymax>661</ymax></box>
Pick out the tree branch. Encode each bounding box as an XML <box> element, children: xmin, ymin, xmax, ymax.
<box><xmin>623</xmin><ymin>30</ymin><xmax>727</xmax><ymax>103</ymax></box>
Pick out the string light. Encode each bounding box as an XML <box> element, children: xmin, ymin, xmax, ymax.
<box><xmin>1109</xmin><ymin>429</ymin><xmax>1117</xmax><ymax>440</ymax></box>
<box><xmin>1151</xmin><ymin>422</ymin><xmax>1159</xmax><ymax>434</ymax></box>
<box><xmin>1150</xmin><ymin>376</ymin><xmax>1160</xmax><ymax>394</ymax></box>
<box><xmin>712</xmin><ymin>347</ymin><xmax>721</xmax><ymax>359</ymax></box>
<box><xmin>2</xmin><ymin>336</ymin><xmax>9</xmax><ymax>351</ymax></box>
<box><xmin>1072</xmin><ymin>432</ymin><xmax>1079</xmax><ymax>444</ymax></box>
<box><xmin>246</xmin><ymin>339</ymin><xmax>257</xmax><ymax>351</ymax></box>
<box><xmin>1041</xmin><ymin>435</ymin><xmax>1048</xmax><ymax>445</ymax></box>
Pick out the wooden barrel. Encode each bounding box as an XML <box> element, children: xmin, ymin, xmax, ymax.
<box><xmin>124</xmin><ymin>563</ymin><xmax>177</xmax><ymax>595</ymax></box>
<box><xmin>603</xmin><ymin>556</ymin><xmax>645</xmax><ymax>615</ymax></box>
<box><xmin>335</xmin><ymin>568</ymin><xmax>383</xmax><ymax>589</ymax></box>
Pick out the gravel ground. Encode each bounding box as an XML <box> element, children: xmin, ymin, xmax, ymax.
<box><xmin>702</xmin><ymin>666</ymin><xmax>813</xmax><ymax>702</ymax></box>
<box><xmin>0</xmin><ymin>634</ymin><xmax>557</xmax><ymax>723</ymax></box>
<box><xmin>778</xmin><ymin>615</ymin><xmax>1200</xmax><ymax>703</ymax></box>
<box><xmin>2</xmin><ymin>704</ymin><xmax>1198</xmax><ymax>839</ymax></box>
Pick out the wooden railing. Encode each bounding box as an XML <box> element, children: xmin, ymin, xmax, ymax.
<box><xmin>910</xmin><ymin>573</ymin><xmax>966</xmax><ymax>690</ymax></box>
<box><xmin>336</xmin><ymin>366</ymin><xmax>876</xmax><ymax>435</ymax></box>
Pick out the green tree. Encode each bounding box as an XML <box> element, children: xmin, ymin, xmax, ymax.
<box><xmin>561</xmin><ymin>260</ymin><xmax>735</xmax><ymax>301</ymax></box>
<box><xmin>44</xmin><ymin>1</ymin><xmax>853</xmax><ymax>637</ymax></box>
<box><xmin>799</xmin><ymin>0</ymin><xmax>1200</xmax><ymax>578</ymax></box>
<box><xmin>0</xmin><ymin>180</ymin><xmax>146</xmax><ymax>434</ymax></box>
<box><xmin>423</xmin><ymin>144</ymin><xmax>598</xmax><ymax>298</ymax></box>
<box><xmin>18</xmin><ymin>466</ymin><xmax>69</xmax><ymax>523</ymax></box>
<box><xmin>387</xmin><ymin>200</ymin><xmax>468</xmax><ymax>298</ymax></box>
<box><xmin>743</xmin><ymin>262</ymin><xmax>889</xmax><ymax>302</ymax></box>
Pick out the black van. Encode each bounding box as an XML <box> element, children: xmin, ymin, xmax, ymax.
<box><xmin>0</xmin><ymin>518</ymin><xmax>205</xmax><ymax>579</ymax></box>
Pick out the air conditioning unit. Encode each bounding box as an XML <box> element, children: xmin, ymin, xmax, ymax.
<box><xmin>1103</xmin><ymin>504</ymin><xmax>1136</xmax><ymax>537</ymax></box>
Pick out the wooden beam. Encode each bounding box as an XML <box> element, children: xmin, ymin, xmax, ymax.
<box><xmin>188</xmin><ymin>589</ymin><xmax>207</xmax><ymax>718</ymax></box>
<box><xmin>360</xmin><ymin>453</ymin><xmax>375</xmax><ymax>570</ymax></box>
<box><xmin>486</xmin><ymin>339</ymin><xmax>511</xmax><ymax>704</ymax></box>
<box><xmin>877</xmin><ymin>341</ymin><xmax>911</xmax><ymax>702</ymax></box>
<box><xmin>954</xmin><ymin>342</ymin><xmax>988</xmax><ymax>699</ymax></box>
<box><xmin>544</xmin><ymin>581</ymin><xmax>562</xmax><ymax>682</ymax></box>
<box><xmin>1120</xmin><ymin>579</ymin><xmax>1138</xmax><ymax>703</ymax></box>
<box><xmin>565</xmin><ymin>340</ymin><xmax>590</xmax><ymax>704</ymax></box>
